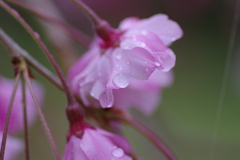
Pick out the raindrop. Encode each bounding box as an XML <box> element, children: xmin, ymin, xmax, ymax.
<box><xmin>112</xmin><ymin>148</ymin><xmax>124</xmax><ymax>158</ymax></box>
<box><xmin>115</xmin><ymin>51</ymin><xmax>122</xmax><ymax>59</ymax></box>
<box><xmin>154</xmin><ymin>61</ymin><xmax>161</xmax><ymax>67</ymax></box>
<box><xmin>140</xmin><ymin>42</ymin><xmax>146</xmax><ymax>47</ymax></box>
<box><xmin>113</xmin><ymin>73</ymin><xmax>130</xmax><ymax>88</ymax></box>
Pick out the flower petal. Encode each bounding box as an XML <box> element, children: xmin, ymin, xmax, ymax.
<box><xmin>124</xmin><ymin>14</ymin><xmax>183</xmax><ymax>46</ymax></box>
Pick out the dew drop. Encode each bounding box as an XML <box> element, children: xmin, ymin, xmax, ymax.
<box><xmin>146</xmin><ymin>68</ymin><xmax>149</xmax><ymax>72</ymax></box>
<box><xmin>140</xmin><ymin>42</ymin><xmax>146</xmax><ymax>47</ymax></box>
<box><xmin>112</xmin><ymin>148</ymin><xmax>124</xmax><ymax>158</ymax></box>
<box><xmin>115</xmin><ymin>64</ymin><xmax>119</xmax><ymax>67</ymax></box>
<box><xmin>113</xmin><ymin>73</ymin><xmax>129</xmax><ymax>88</ymax></box>
<box><xmin>119</xmin><ymin>67</ymin><xmax>122</xmax><ymax>70</ymax></box>
<box><xmin>154</xmin><ymin>61</ymin><xmax>161</xmax><ymax>67</ymax></box>
<box><xmin>115</xmin><ymin>51</ymin><xmax>122</xmax><ymax>59</ymax></box>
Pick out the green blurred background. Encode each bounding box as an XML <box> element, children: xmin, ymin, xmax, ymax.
<box><xmin>1</xmin><ymin>0</ymin><xmax>240</xmax><ymax>159</ymax></box>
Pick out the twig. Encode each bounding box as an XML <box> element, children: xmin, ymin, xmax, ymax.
<box><xmin>117</xmin><ymin>114</ymin><xmax>177</xmax><ymax>160</ymax></box>
<box><xmin>69</xmin><ymin>0</ymin><xmax>101</xmax><ymax>25</ymax></box>
<box><xmin>21</xmin><ymin>74</ymin><xmax>30</xmax><ymax>160</ymax></box>
<box><xmin>0</xmin><ymin>73</ymin><xmax>21</xmax><ymax>160</ymax></box>
<box><xmin>0</xmin><ymin>29</ymin><xmax>63</xmax><ymax>91</ymax></box>
<box><xmin>23</xmin><ymin>71</ymin><xmax>61</xmax><ymax>160</ymax></box>
<box><xmin>7</xmin><ymin>0</ymin><xmax>91</xmax><ymax>48</ymax></box>
<box><xmin>0</xmin><ymin>1</ymin><xmax>75</xmax><ymax>104</ymax></box>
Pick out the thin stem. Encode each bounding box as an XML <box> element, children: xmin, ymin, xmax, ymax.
<box><xmin>0</xmin><ymin>73</ymin><xmax>21</xmax><ymax>160</ymax></box>
<box><xmin>23</xmin><ymin>71</ymin><xmax>61</xmax><ymax>160</ymax></box>
<box><xmin>0</xmin><ymin>29</ymin><xmax>63</xmax><ymax>91</ymax></box>
<box><xmin>0</xmin><ymin>1</ymin><xmax>75</xmax><ymax>105</ymax></box>
<box><xmin>118</xmin><ymin>115</ymin><xmax>177</xmax><ymax>160</ymax></box>
<box><xmin>209</xmin><ymin>0</ymin><xmax>240</xmax><ymax>159</ymax></box>
<box><xmin>69</xmin><ymin>0</ymin><xmax>102</xmax><ymax>25</ymax></box>
<box><xmin>21</xmin><ymin>74</ymin><xmax>30</xmax><ymax>160</ymax></box>
<box><xmin>7</xmin><ymin>0</ymin><xmax>91</xmax><ymax>48</ymax></box>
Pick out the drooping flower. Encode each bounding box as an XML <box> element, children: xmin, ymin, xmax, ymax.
<box><xmin>63</xmin><ymin>127</ymin><xmax>132</xmax><ymax>160</ymax></box>
<box><xmin>0</xmin><ymin>132</ymin><xmax>23</xmax><ymax>160</ymax></box>
<box><xmin>0</xmin><ymin>76</ymin><xmax>44</xmax><ymax>134</ymax></box>
<box><xmin>68</xmin><ymin>14</ymin><xmax>182</xmax><ymax>109</ymax></box>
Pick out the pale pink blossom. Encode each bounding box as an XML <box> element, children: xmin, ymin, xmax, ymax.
<box><xmin>113</xmin><ymin>70</ymin><xmax>173</xmax><ymax>115</ymax></box>
<box><xmin>68</xmin><ymin>14</ymin><xmax>182</xmax><ymax>108</ymax></box>
<box><xmin>0</xmin><ymin>132</ymin><xmax>23</xmax><ymax>160</ymax></box>
<box><xmin>62</xmin><ymin>128</ymin><xmax>132</xmax><ymax>160</ymax></box>
<box><xmin>0</xmin><ymin>76</ymin><xmax>44</xmax><ymax>134</ymax></box>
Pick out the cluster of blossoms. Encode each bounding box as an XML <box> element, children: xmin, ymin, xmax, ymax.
<box><xmin>69</xmin><ymin>14</ymin><xmax>182</xmax><ymax>114</ymax></box>
<box><xmin>0</xmin><ymin>0</ymin><xmax>182</xmax><ymax>160</ymax></box>
<box><xmin>65</xmin><ymin>14</ymin><xmax>182</xmax><ymax>159</ymax></box>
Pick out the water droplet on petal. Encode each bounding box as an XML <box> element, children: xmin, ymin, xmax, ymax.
<box><xmin>154</xmin><ymin>61</ymin><xmax>161</xmax><ymax>67</ymax></box>
<box><xmin>113</xmin><ymin>73</ymin><xmax>130</xmax><ymax>88</ymax></box>
<box><xmin>112</xmin><ymin>148</ymin><xmax>124</xmax><ymax>158</ymax></box>
<box><xmin>146</xmin><ymin>68</ymin><xmax>149</xmax><ymax>72</ymax></box>
<box><xmin>115</xmin><ymin>51</ymin><xmax>122</xmax><ymax>59</ymax></box>
<box><xmin>115</xmin><ymin>64</ymin><xmax>119</xmax><ymax>67</ymax></box>
<box><xmin>140</xmin><ymin>42</ymin><xmax>146</xmax><ymax>47</ymax></box>
<box><xmin>119</xmin><ymin>67</ymin><xmax>122</xmax><ymax>70</ymax></box>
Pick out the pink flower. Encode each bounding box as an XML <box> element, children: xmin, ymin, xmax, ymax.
<box><xmin>0</xmin><ymin>132</ymin><xmax>23</xmax><ymax>160</ymax></box>
<box><xmin>0</xmin><ymin>76</ymin><xmax>44</xmax><ymax>134</ymax></box>
<box><xmin>113</xmin><ymin>70</ymin><xmax>173</xmax><ymax>115</ymax></box>
<box><xmin>68</xmin><ymin>14</ymin><xmax>182</xmax><ymax>108</ymax></box>
<box><xmin>63</xmin><ymin>128</ymin><xmax>132</xmax><ymax>160</ymax></box>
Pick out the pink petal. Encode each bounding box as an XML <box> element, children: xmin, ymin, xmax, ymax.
<box><xmin>114</xmin><ymin>70</ymin><xmax>173</xmax><ymax>115</ymax></box>
<box><xmin>125</xmin><ymin>47</ymin><xmax>156</xmax><ymax>79</ymax></box>
<box><xmin>124</xmin><ymin>14</ymin><xmax>183</xmax><ymax>46</ymax></box>
<box><xmin>63</xmin><ymin>128</ymin><xmax>132</xmax><ymax>160</ymax></box>
<box><xmin>118</xmin><ymin>17</ymin><xmax>139</xmax><ymax>30</ymax></box>
<box><xmin>0</xmin><ymin>132</ymin><xmax>23</xmax><ymax>160</ymax></box>
<box><xmin>0</xmin><ymin>77</ymin><xmax>44</xmax><ymax>134</ymax></box>
<box><xmin>121</xmin><ymin>32</ymin><xmax>176</xmax><ymax>72</ymax></box>
<box><xmin>62</xmin><ymin>136</ymin><xmax>89</xmax><ymax>160</ymax></box>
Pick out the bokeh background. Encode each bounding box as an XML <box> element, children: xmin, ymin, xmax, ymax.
<box><xmin>1</xmin><ymin>0</ymin><xmax>240</xmax><ymax>159</ymax></box>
